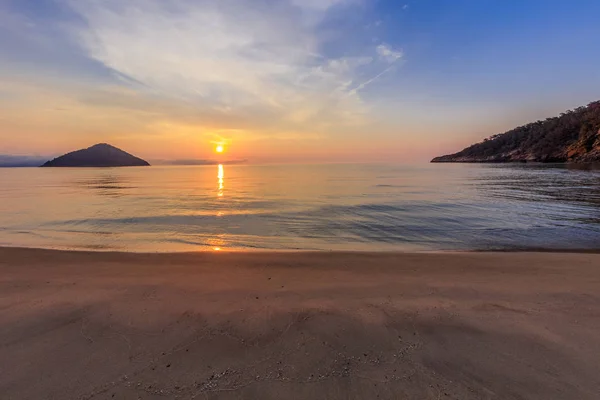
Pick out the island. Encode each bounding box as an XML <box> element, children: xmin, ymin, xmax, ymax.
<box><xmin>40</xmin><ymin>143</ymin><xmax>150</xmax><ymax>167</ymax></box>
<box><xmin>432</xmin><ymin>101</ymin><xmax>600</xmax><ymax>163</ymax></box>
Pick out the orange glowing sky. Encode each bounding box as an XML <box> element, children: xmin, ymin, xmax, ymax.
<box><xmin>1</xmin><ymin>0</ymin><xmax>599</xmax><ymax>164</ymax></box>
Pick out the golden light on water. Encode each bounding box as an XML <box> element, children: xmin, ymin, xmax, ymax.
<box><xmin>209</xmin><ymin>234</ymin><xmax>227</xmax><ymax>252</ymax></box>
<box><xmin>217</xmin><ymin>164</ymin><xmax>224</xmax><ymax>197</ymax></box>
<box><xmin>214</xmin><ymin>166</ymin><xmax>225</xmax><ymax>250</ymax></box>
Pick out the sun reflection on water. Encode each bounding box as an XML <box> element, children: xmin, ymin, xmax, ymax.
<box><xmin>214</xmin><ymin>165</ymin><xmax>226</xmax><ymax>251</ymax></box>
<box><xmin>217</xmin><ymin>164</ymin><xmax>224</xmax><ymax>197</ymax></box>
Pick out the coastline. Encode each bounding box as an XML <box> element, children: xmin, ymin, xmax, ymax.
<box><xmin>2</xmin><ymin>247</ymin><xmax>600</xmax><ymax>399</ymax></box>
<box><xmin>3</xmin><ymin>244</ymin><xmax>600</xmax><ymax>255</ymax></box>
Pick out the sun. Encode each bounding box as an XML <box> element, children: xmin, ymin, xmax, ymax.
<box><xmin>215</xmin><ymin>145</ymin><xmax>224</xmax><ymax>153</ymax></box>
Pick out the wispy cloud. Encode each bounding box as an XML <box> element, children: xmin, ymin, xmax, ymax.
<box><xmin>62</xmin><ymin>0</ymin><xmax>400</xmax><ymax>135</ymax></box>
<box><xmin>345</xmin><ymin>43</ymin><xmax>403</xmax><ymax>97</ymax></box>
<box><xmin>376</xmin><ymin>44</ymin><xmax>403</xmax><ymax>63</ymax></box>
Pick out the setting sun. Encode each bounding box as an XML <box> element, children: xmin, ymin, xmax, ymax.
<box><xmin>216</xmin><ymin>145</ymin><xmax>224</xmax><ymax>153</ymax></box>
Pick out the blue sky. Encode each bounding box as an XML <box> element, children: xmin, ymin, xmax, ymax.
<box><xmin>1</xmin><ymin>0</ymin><xmax>599</xmax><ymax>162</ymax></box>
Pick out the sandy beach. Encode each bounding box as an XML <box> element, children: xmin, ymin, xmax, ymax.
<box><xmin>1</xmin><ymin>247</ymin><xmax>599</xmax><ymax>399</ymax></box>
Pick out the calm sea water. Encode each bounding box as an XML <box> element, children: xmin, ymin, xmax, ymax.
<box><xmin>0</xmin><ymin>163</ymin><xmax>599</xmax><ymax>252</ymax></box>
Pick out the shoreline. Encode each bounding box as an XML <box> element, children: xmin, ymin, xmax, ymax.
<box><xmin>3</xmin><ymin>244</ymin><xmax>600</xmax><ymax>255</ymax></box>
<box><xmin>2</xmin><ymin>247</ymin><xmax>599</xmax><ymax>399</ymax></box>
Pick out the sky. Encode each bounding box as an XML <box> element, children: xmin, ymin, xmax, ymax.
<box><xmin>1</xmin><ymin>0</ymin><xmax>600</xmax><ymax>163</ymax></box>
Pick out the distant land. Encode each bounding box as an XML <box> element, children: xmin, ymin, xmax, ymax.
<box><xmin>432</xmin><ymin>101</ymin><xmax>600</xmax><ymax>163</ymax></box>
<box><xmin>0</xmin><ymin>155</ymin><xmax>49</xmax><ymax>168</ymax></box>
<box><xmin>41</xmin><ymin>143</ymin><xmax>150</xmax><ymax>167</ymax></box>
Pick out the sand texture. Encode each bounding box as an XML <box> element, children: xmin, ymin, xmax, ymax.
<box><xmin>1</xmin><ymin>248</ymin><xmax>599</xmax><ymax>399</ymax></box>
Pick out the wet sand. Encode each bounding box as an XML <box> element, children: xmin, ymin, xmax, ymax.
<box><xmin>1</xmin><ymin>247</ymin><xmax>599</xmax><ymax>399</ymax></box>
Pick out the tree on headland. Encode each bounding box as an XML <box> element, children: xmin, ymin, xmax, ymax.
<box><xmin>432</xmin><ymin>101</ymin><xmax>600</xmax><ymax>163</ymax></box>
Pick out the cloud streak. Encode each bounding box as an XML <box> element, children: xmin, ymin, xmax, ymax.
<box><xmin>63</xmin><ymin>0</ymin><xmax>402</xmax><ymax>135</ymax></box>
<box><xmin>377</xmin><ymin>44</ymin><xmax>403</xmax><ymax>63</ymax></box>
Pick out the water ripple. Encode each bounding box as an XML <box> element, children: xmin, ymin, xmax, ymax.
<box><xmin>0</xmin><ymin>164</ymin><xmax>599</xmax><ymax>251</ymax></box>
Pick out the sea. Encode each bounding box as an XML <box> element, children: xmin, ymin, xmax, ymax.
<box><xmin>1</xmin><ymin>163</ymin><xmax>599</xmax><ymax>252</ymax></box>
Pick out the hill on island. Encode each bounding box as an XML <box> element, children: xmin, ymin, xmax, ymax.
<box><xmin>432</xmin><ymin>101</ymin><xmax>600</xmax><ymax>163</ymax></box>
<box><xmin>41</xmin><ymin>144</ymin><xmax>150</xmax><ymax>167</ymax></box>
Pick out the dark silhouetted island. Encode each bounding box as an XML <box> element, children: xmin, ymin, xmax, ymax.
<box><xmin>41</xmin><ymin>144</ymin><xmax>150</xmax><ymax>167</ymax></box>
<box><xmin>432</xmin><ymin>101</ymin><xmax>600</xmax><ymax>163</ymax></box>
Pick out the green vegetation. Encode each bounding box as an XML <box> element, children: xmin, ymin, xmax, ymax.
<box><xmin>432</xmin><ymin>101</ymin><xmax>600</xmax><ymax>163</ymax></box>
